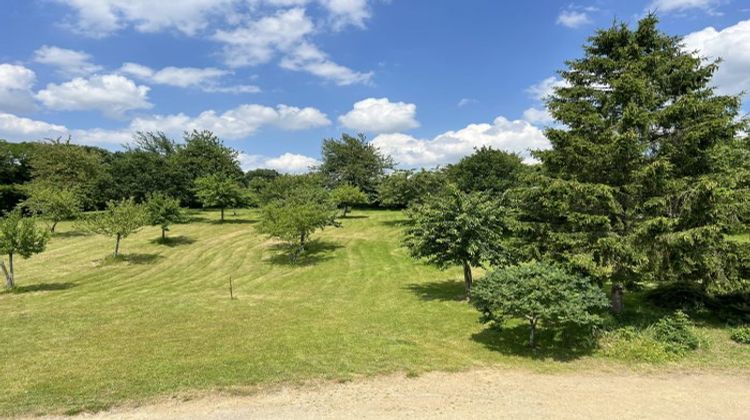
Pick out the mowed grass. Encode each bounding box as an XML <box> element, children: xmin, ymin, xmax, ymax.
<box><xmin>1</xmin><ymin>209</ymin><xmax>749</xmax><ymax>416</ymax></box>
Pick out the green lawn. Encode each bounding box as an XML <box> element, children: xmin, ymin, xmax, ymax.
<box><xmin>1</xmin><ymin>209</ymin><xmax>749</xmax><ymax>416</ymax></box>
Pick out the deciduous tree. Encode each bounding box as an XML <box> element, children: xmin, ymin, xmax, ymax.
<box><xmin>331</xmin><ymin>184</ymin><xmax>368</xmax><ymax>217</ymax></box>
<box><xmin>194</xmin><ymin>174</ymin><xmax>245</xmax><ymax>222</ymax></box>
<box><xmin>79</xmin><ymin>198</ymin><xmax>145</xmax><ymax>257</ymax></box>
<box><xmin>144</xmin><ymin>193</ymin><xmax>184</xmax><ymax>240</ymax></box>
<box><xmin>0</xmin><ymin>210</ymin><xmax>49</xmax><ymax>288</ymax></box>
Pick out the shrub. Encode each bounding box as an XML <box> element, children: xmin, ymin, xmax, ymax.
<box><xmin>650</xmin><ymin>311</ymin><xmax>699</xmax><ymax>354</ymax></box>
<box><xmin>645</xmin><ymin>282</ymin><xmax>709</xmax><ymax>310</ymax></box>
<box><xmin>730</xmin><ymin>326</ymin><xmax>750</xmax><ymax>344</ymax></box>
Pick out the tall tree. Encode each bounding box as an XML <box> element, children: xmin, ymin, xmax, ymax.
<box><xmin>514</xmin><ymin>15</ymin><xmax>749</xmax><ymax>308</ymax></box>
<box><xmin>446</xmin><ymin>147</ymin><xmax>525</xmax><ymax>194</ymax></box>
<box><xmin>194</xmin><ymin>174</ymin><xmax>245</xmax><ymax>222</ymax></box>
<box><xmin>404</xmin><ymin>187</ymin><xmax>510</xmax><ymax>299</ymax></box>
<box><xmin>79</xmin><ymin>198</ymin><xmax>145</xmax><ymax>257</ymax></box>
<box><xmin>318</xmin><ymin>133</ymin><xmax>394</xmax><ymax>200</ymax></box>
<box><xmin>0</xmin><ymin>210</ymin><xmax>49</xmax><ymax>288</ymax></box>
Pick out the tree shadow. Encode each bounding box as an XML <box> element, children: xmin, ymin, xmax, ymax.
<box><xmin>186</xmin><ymin>214</ymin><xmax>209</xmax><ymax>223</ymax></box>
<box><xmin>150</xmin><ymin>235</ymin><xmax>196</xmax><ymax>247</ymax></box>
<box><xmin>266</xmin><ymin>240</ymin><xmax>343</xmax><ymax>267</ymax></box>
<box><xmin>471</xmin><ymin>323</ymin><xmax>597</xmax><ymax>362</ymax></box>
<box><xmin>52</xmin><ymin>230</ymin><xmax>90</xmax><ymax>238</ymax></box>
<box><xmin>340</xmin><ymin>214</ymin><xmax>369</xmax><ymax>219</ymax></box>
<box><xmin>209</xmin><ymin>218</ymin><xmax>257</xmax><ymax>225</ymax></box>
<box><xmin>102</xmin><ymin>253</ymin><xmax>164</xmax><ymax>265</ymax></box>
<box><xmin>405</xmin><ymin>280</ymin><xmax>466</xmax><ymax>302</ymax></box>
<box><xmin>1</xmin><ymin>282</ymin><xmax>76</xmax><ymax>294</ymax></box>
<box><xmin>380</xmin><ymin>219</ymin><xmax>409</xmax><ymax>227</ymax></box>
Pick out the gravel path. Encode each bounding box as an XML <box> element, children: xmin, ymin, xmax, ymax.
<box><xmin>62</xmin><ymin>369</ymin><xmax>750</xmax><ymax>419</ymax></box>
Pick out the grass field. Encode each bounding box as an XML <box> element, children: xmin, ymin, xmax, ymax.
<box><xmin>1</xmin><ymin>209</ymin><xmax>749</xmax><ymax>416</ymax></box>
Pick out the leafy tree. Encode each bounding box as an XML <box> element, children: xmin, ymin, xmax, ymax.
<box><xmin>257</xmin><ymin>183</ymin><xmax>338</xmax><ymax>260</ymax></box>
<box><xmin>473</xmin><ymin>261</ymin><xmax>608</xmax><ymax>347</ymax></box>
<box><xmin>331</xmin><ymin>184</ymin><xmax>368</xmax><ymax>217</ymax></box>
<box><xmin>318</xmin><ymin>133</ymin><xmax>394</xmax><ymax>200</ymax></box>
<box><xmin>0</xmin><ymin>210</ymin><xmax>49</xmax><ymax>288</ymax></box>
<box><xmin>245</xmin><ymin>168</ymin><xmax>280</xmax><ymax>186</ymax></box>
<box><xmin>446</xmin><ymin>147</ymin><xmax>525</xmax><ymax>194</ymax></box>
<box><xmin>144</xmin><ymin>193</ymin><xmax>184</xmax><ymax>240</ymax></box>
<box><xmin>0</xmin><ymin>141</ymin><xmax>36</xmax><ymax>212</ymax></box>
<box><xmin>22</xmin><ymin>183</ymin><xmax>82</xmax><ymax>232</ymax></box>
<box><xmin>79</xmin><ymin>198</ymin><xmax>145</xmax><ymax>257</ymax></box>
<box><xmin>514</xmin><ymin>15</ymin><xmax>749</xmax><ymax>309</ymax></box>
<box><xmin>378</xmin><ymin>169</ymin><xmax>447</xmax><ymax>209</ymax></box>
<box><xmin>194</xmin><ymin>174</ymin><xmax>245</xmax><ymax>222</ymax></box>
<box><xmin>255</xmin><ymin>174</ymin><xmax>326</xmax><ymax>206</ymax></box>
<box><xmin>404</xmin><ymin>187</ymin><xmax>510</xmax><ymax>299</ymax></box>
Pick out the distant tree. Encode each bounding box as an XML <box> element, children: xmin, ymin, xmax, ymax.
<box><xmin>404</xmin><ymin>187</ymin><xmax>510</xmax><ymax>299</ymax></box>
<box><xmin>0</xmin><ymin>210</ymin><xmax>49</xmax><ymax>288</ymax></box>
<box><xmin>473</xmin><ymin>261</ymin><xmax>608</xmax><ymax>347</ymax></box>
<box><xmin>79</xmin><ymin>198</ymin><xmax>145</xmax><ymax>257</ymax></box>
<box><xmin>194</xmin><ymin>174</ymin><xmax>245</xmax><ymax>222</ymax></box>
<box><xmin>446</xmin><ymin>147</ymin><xmax>525</xmax><ymax>194</ymax></box>
<box><xmin>378</xmin><ymin>169</ymin><xmax>447</xmax><ymax>209</ymax></box>
<box><xmin>318</xmin><ymin>133</ymin><xmax>394</xmax><ymax>200</ymax></box>
<box><xmin>144</xmin><ymin>193</ymin><xmax>184</xmax><ymax>240</ymax></box>
<box><xmin>331</xmin><ymin>184</ymin><xmax>368</xmax><ymax>217</ymax></box>
<box><xmin>245</xmin><ymin>168</ymin><xmax>280</xmax><ymax>186</ymax></box>
<box><xmin>257</xmin><ymin>183</ymin><xmax>338</xmax><ymax>260</ymax></box>
<box><xmin>255</xmin><ymin>174</ymin><xmax>326</xmax><ymax>206</ymax></box>
<box><xmin>22</xmin><ymin>183</ymin><xmax>82</xmax><ymax>232</ymax></box>
<box><xmin>0</xmin><ymin>141</ymin><xmax>36</xmax><ymax>212</ymax></box>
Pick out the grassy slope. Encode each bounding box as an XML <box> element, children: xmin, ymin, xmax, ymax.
<box><xmin>1</xmin><ymin>209</ymin><xmax>749</xmax><ymax>416</ymax></box>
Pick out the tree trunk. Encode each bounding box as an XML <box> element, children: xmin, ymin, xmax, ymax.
<box><xmin>529</xmin><ymin>319</ymin><xmax>537</xmax><ymax>348</ymax></box>
<box><xmin>1</xmin><ymin>258</ymin><xmax>12</xmax><ymax>289</ymax></box>
<box><xmin>8</xmin><ymin>253</ymin><xmax>14</xmax><ymax>289</ymax></box>
<box><xmin>300</xmin><ymin>232</ymin><xmax>306</xmax><ymax>249</ymax></box>
<box><xmin>114</xmin><ymin>234</ymin><xmax>121</xmax><ymax>257</ymax></box>
<box><xmin>220</xmin><ymin>207</ymin><xmax>225</xmax><ymax>222</ymax></box>
<box><xmin>162</xmin><ymin>228</ymin><xmax>166</xmax><ymax>240</ymax></box>
<box><xmin>611</xmin><ymin>283</ymin><xmax>624</xmax><ymax>314</ymax></box>
<box><xmin>343</xmin><ymin>205</ymin><xmax>350</xmax><ymax>217</ymax></box>
<box><xmin>51</xmin><ymin>221</ymin><xmax>58</xmax><ymax>233</ymax></box>
<box><xmin>462</xmin><ymin>260</ymin><xmax>473</xmax><ymax>300</ymax></box>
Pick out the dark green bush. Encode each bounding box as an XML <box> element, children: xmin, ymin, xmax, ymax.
<box><xmin>645</xmin><ymin>282</ymin><xmax>709</xmax><ymax>310</ymax></box>
<box><xmin>730</xmin><ymin>326</ymin><xmax>750</xmax><ymax>344</ymax></box>
<box><xmin>651</xmin><ymin>311</ymin><xmax>699</xmax><ymax>353</ymax></box>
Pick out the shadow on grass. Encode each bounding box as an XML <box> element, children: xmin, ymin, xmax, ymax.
<box><xmin>266</xmin><ymin>239</ymin><xmax>342</xmax><ymax>267</ymax></box>
<box><xmin>102</xmin><ymin>253</ymin><xmax>164</xmax><ymax>265</ymax></box>
<box><xmin>405</xmin><ymin>279</ymin><xmax>466</xmax><ymax>302</ymax></box>
<box><xmin>52</xmin><ymin>230</ymin><xmax>90</xmax><ymax>238</ymax></box>
<box><xmin>2</xmin><ymin>282</ymin><xmax>76</xmax><ymax>294</ymax></box>
<box><xmin>471</xmin><ymin>324</ymin><xmax>597</xmax><ymax>362</ymax></box>
<box><xmin>380</xmin><ymin>218</ymin><xmax>409</xmax><ymax>228</ymax></box>
<box><xmin>209</xmin><ymin>218</ymin><xmax>257</xmax><ymax>225</ymax></box>
<box><xmin>150</xmin><ymin>235</ymin><xmax>196</xmax><ymax>247</ymax></box>
<box><xmin>340</xmin><ymin>214</ymin><xmax>369</xmax><ymax>219</ymax></box>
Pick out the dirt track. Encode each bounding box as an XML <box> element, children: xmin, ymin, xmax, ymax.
<box><xmin>64</xmin><ymin>369</ymin><xmax>750</xmax><ymax>419</ymax></box>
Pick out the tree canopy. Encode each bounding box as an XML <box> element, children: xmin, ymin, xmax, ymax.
<box><xmin>318</xmin><ymin>133</ymin><xmax>394</xmax><ymax>200</ymax></box>
<box><xmin>0</xmin><ymin>210</ymin><xmax>49</xmax><ymax>288</ymax></box>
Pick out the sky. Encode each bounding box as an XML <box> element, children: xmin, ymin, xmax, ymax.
<box><xmin>0</xmin><ymin>0</ymin><xmax>749</xmax><ymax>173</ymax></box>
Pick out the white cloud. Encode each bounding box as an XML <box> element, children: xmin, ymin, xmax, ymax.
<box><xmin>319</xmin><ymin>0</ymin><xmax>371</xmax><ymax>30</ymax></box>
<box><xmin>36</xmin><ymin>74</ymin><xmax>152</xmax><ymax>118</ymax></box>
<box><xmin>522</xmin><ymin>107</ymin><xmax>554</xmax><ymax>125</ymax></box>
<box><xmin>53</xmin><ymin>0</ymin><xmax>240</xmax><ymax>37</ymax></box>
<box><xmin>239</xmin><ymin>152</ymin><xmax>319</xmax><ymax>173</ymax></box>
<box><xmin>648</xmin><ymin>0</ymin><xmax>721</xmax><ymax>13</ymax></box>
<box><xmin>33</xmin><ymin>45</ymin><xmax>103</xmax><ymax>78</ymax></box>
<box><xmin>683</xmin><ymin>19</ymin><xmax>750</xmax><ymax>97</ymax></box>
<box><xmin>457</xmin><ymin>98</ymin><xmax>477</xmax><ymax>107</ymax></box>
<box><xmin>0</xmin><ymin>113</ymin><xmax>66</xmax><ymax>139</ymax></box>
<box><xmin>280</xmin><ymin>42</ymin><xmax>373</xmax><ymax>85</ymax></box>
<box><xmin>371</xmin><ymin>117</ymin><xmax>550</xmax><ymax>167</ymax></box>
<box><xmin>556</xmin><ymin>10</ymin><xmax>592</xmax><ymax>28</ymax></box>
<box><xmin>526</xmin><ymin>76</ymin><xmax>567</xmax><ymax>101</ymax></box>
<box><xmin>0</xmin><ymin>64</ymin><xmax>37</xmax><ymax>114</ymax></box>
<box><xmin>119</xmin><ymin>62</ymin><xmax>259</xmax><ymax>93</ymax></box>
<box><xmin>338</xmin><ymin>98</ymin><xmax>419</xmax><ymax>134</ymax></box>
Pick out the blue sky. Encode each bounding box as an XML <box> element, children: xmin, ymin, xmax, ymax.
<box><xmin>1</xmin><ymin>0</ymin><xmax>749</xmax><ymax>172</ymax></box>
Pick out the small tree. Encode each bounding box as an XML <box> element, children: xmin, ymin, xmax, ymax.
<box><xmin>22</xmin><ymin>183</ymin><xmax>81</xmax><ymax>232</ymax></box>
<box><xmin>144</xmin><ymin>193</ymin><xmax>184</xmax><ymax>240</ymax></box>
<box><xmin>403</xmin><ymin>187</ymin><xmax>510</xmax><ymax>299</ymax></box>
<box><xmin>257</xmin><ymin>184</ymin><xmax>338</xmax><ymax>260</ymax></box>
<box><xmin>194</xmin><ymin>174</ymin><xmax>244</xmax><ymax>222</ymax></box>
<box><xmin>331</xmin><ymin>184</ymin><xmax>368</xmax><ymax>217</ymax></box>
<box><xmin>378</xmin><ymin>169</ymin><xmax>447</xmax><ymax>209</ymax></box>
<box><xmin>79</xmin><ymin>198</ymin><xmax>145</xmax><ymax>257</ymax></box>
<box><xmin>473</xmin><ymin>261</ymin><xmax>608</xmax><ymax>347</ymax></box>
<box><xmin>0</xmin><ymin>210</ymin><xmax>49</xmax><ymax>288</ymax></box>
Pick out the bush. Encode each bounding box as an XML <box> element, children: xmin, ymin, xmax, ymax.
<box><xmin>650</xmin><ymin>311</ymin><xmax>699</xmax><ymax>354</ymax></box>
<box><xmin>730</xmin><ymin>326</ymin><xmax>750</xmax><ymax>344</ymax></box>
<box><xmin>645</xmin><ymin>282</ymin><xmax>709</xmax><ymax>310</ymax></box>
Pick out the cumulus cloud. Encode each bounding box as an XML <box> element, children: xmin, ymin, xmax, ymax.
<box><xmin>119</xmin><ymin>62</ymin><xmax>260</xmax><ymax>93</ymax></box>
<box><xmin>648</xmin><ymin>0</ymin><xmax>721</xmax><ymax>13</ymax></box>
<box><xmin>683</xmin><ymin>19</ymin><xmax>750</xmax><ymax>97</ymax></box>
<box><xmin>371</xmin><ymin>117</ymin><xmax>550</xmax><ymax>168</ymax></box>
<box><xmin>33</xmin><ymin>45</ymin><xmax>103</xmax><ymax>78</ymax></box>
<box><xmin>35</xmin><ymin>74</ymin><xmax>152</xmax><ymax>118</ymax></box>
<box><xmin>526</xmin><ymin>76</ymin><xmax>568</xmax><ymax>102</ymax></box>
<box><xmin>280</xmin><ymin>42</ymin><xmax>373</xmax><ymax>85</ymax></box>
<box><xmin>522</xmin><ymin>107</ymin><xmax>554</xmax><ymax>125</ymax></box>
<box><xmin>0</xmin><ymin>64</ymin><xmax>37</xmax><ymax>114</ymax></box>
<box><xmin>338</xmin><ymin>98</ymin><xmax>419</xmax><ymax>134</ymax></box>
<box><xmin>556</xmin><ymin>10</ymin><xmax>591</xmax><ymax>28</ymax></box>
<box><xmin>239</xmin><ymin>152</ymin><xmax>319</xmax><ymax>173</ymax></box>
<box><xmin>319</xmin><ymin>0</ymin><xmax>371</xmax><ymax>30</ymax></box>
<box><xmin>0</xmin><ymin>112</ymin><xmax>66</xmax><ymax>139</ymax></box>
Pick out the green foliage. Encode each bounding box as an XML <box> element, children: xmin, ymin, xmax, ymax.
<box><xmin>330</xmin><ymin>184</ymin><xmax>368</xmax><ymax>216</ymax></box>
<box><xmin>144</xmin><ymin>193</ymin><xmax>184</xmax><ymax>239</ymax></box>
<box><xmin>730</xmin><ymin>326</ymin><xmax>750</xmax><ymax>344</ymax></box>
<box><xmin>194</xmin><ymin>174</ymin><xmax>245</xmax><ymax>221</ymax></box>
<box><xmin>255</xmin><ymin>174</ymin><xmax>325</xmax><ymax>206</ymax></box>
<box><xmin>446</xmin><ymin>146</ymin><xmax>525</xmax><ymax>194</ymax></box>
<box><xmin>22</xmin><ymin>183</ymin><xmax>82</xmax><ymax>232</ymax></box>
<box><xmin>257</xmin><ymin>183</ymin><xmax>338</xmax><ymax>260</ymax></box>
<box><xmin>650</xmin><ymin>311</ymin><xmax>699</xmax><ymax>354</ymax></box>
<box><xmin>78</xmin><ymin>198</ymin><xmax>146</xmax><ymax>256</ymax></box>
<box><xmin>404</xmin><ymin>187</ymin><xmax>510</xmax><ymax>297</ymax></box>
<box><xmin>318</xmin><ymin>133</ymin><xmax>394</xmax><ymax>200</ymax></box>
<box><xmin>473</xmin><ymin>261</ymin><xmax>608</xmax><ymax>347</ymax></box>
<box><xmin>377</xmin><ymin>169</ymin><xmax>446</xmax><ymax>209</ymax></box>
<box><xmin>0</xmin><ymin>210</ymin><xmax>49</xmax><ymax>288</ymax></box>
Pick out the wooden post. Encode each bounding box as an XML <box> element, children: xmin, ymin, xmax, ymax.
<box><xmin>229</xmin><ymin>276</ymin><xmax>234</xmax><ymax>300</ymax></box>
